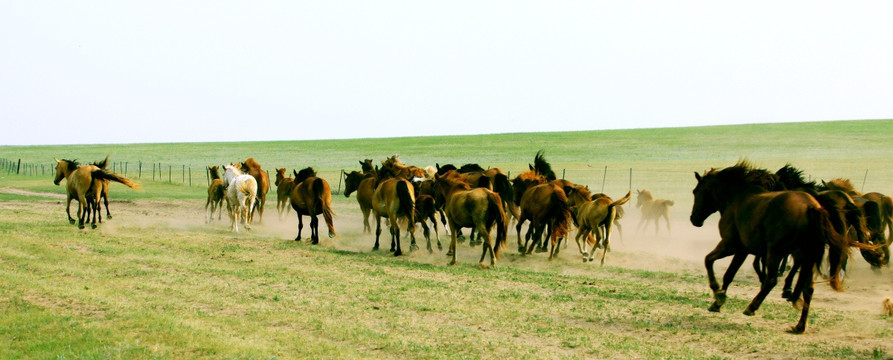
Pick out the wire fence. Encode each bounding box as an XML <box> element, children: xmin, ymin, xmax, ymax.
<box><xmin>5</xmin><ymin>157</ymin><xmax>890</xmax><ymax>197</ymax></box>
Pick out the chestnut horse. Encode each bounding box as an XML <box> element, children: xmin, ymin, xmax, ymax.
<box><xmin>91</xmin><ymin>155</ymin><xmax>113</xmax><ymax>221</ymax></box>
<box><xmin>822</xmin><ymin>178</ymin><xmax>893</xmax><ymax>249</ymax></box>
<box><xmin>343</xmin><ymin>170</ymin><xmax>376</xmax><ymax>233</ymax></box>
<box><xmin>54</xmin><ymin>159</ymin><xmax>140</xmax><ymax>229</ymax></box>
<box><xmin>240</xmin><ymin>158</ymin><xmax>269</xmax><ymax>223</ymax></box>
<box><xmin>635</xmin><ymin>189</ymin><xmax>674</xmax><ymax>236</ymax></box>
<box><xmin>570</xmin><ymin>189</ymin><xmax>631</xmax><ymax>264</ymax></box>
<box><xmin>690</xmin><ymin>161</ymin><xmax>855</xmax><ymax>333</ymax></box>
<box><xmin>275</xmin><ymin>168</ymin><xmax>295</xmax><ymax>219</ymax></box>
<box><xmin>380</xmin><ymin>155</ymin><xmax>426</xmax><ymax>180</ymax></box>
<box><xmin>371</xmin><ymin>166</ymin><xmax>416</xmax><ymax>255</ymax></box>
<box><xmin>516</xmin><ymin>183</ymin><xmax>571</xmax><ymax>260</ymax></box>
<box><xmin>223</xmin><ymin>165</ymin><xmax>257</xmax><ymax>233</ymax></box>
<box><xmin>290</xmin><ymin>167</ymin><xmax>336</xmax><ymax>244</ymax></box>
<box><xmin>205</xmin><ymin>166</ymin><xmax>226</xmax><ymax>223</ymax></box>
<box><xmin>433</xmin><ymin>174</ymin><xmax>508</xmax><ymax>268</ymax></box>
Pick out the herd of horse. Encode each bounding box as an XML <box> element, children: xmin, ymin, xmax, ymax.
<box><xmin>51</xmin><ymin>153</ymin><xmax>893</xmax><ymax>333</ymax></box>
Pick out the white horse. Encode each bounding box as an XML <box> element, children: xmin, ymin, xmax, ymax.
<box><xmin>223</xmin><ymin>164</ymin><xmax>258</xmax><ymax>232</ymax></box>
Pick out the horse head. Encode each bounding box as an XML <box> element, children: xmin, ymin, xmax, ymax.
<box><xmin>690</xmin><ymin>172</ymin><xmax>719</xmax><ymax>227</ymax></box>
<box><xmin>343</xmin><ymin>170</ymin><xmax>365</xmax><ymax>197</ymax></box>
<box><xmin>635</xmin><ymin>189</ymin><xmax>651</xmax><ymax>208</ymax></box>
<box><xmin>208</xmin><ymin>166</ymin><xmax>221</xmax><ymax>180</ymax></box>
<box><xmin>275</xmin><ymin>168</ymin><xmax>288</xmax><ymax>185</ymax></box>
<box><xmin>53</xmin><ymin>159</ymin><xmax>78</xmax><ymax>185</ymax></box>
<box><xmin>294</xmin><ymin>167</ymin><xmax>317</xmax><ymax>183</ymax></box>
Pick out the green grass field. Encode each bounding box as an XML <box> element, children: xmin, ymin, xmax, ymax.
<box><xmin>1</xmin><ymin>119</ymin><xmax>892</xmax><ymax>359</ymax></box>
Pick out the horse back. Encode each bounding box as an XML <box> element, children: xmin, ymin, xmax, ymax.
<box><xmin>292</xmin><ymin>177</ymin><xmax>331</xmax><ymax>215</ymax></box>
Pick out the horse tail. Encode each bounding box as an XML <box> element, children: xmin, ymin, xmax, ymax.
<box><xmin>486</xmin><ymin>191</ymin><xmax>508</xmax><ymax>259</ymax></box>
<box><xmin>312</xmin><ymin>178</ymin><xmax>337</xmax><ymax>235</ymax></box>
<box><xmin>396</xmin><ymin>180</ymin><xmax>415</xmax><ymax>225</ymax></box>
<box><xmin>809</xmin><ymin>207</ymin><xmax>849</xmax><ymax>292</ymax></box>
<box><xmin>215</xmin><ymin>184</ymin><xmax>225</xmax><ymax>202</ymax></box>
<box><xmin>492</xmin><ymin>173</ymin><xmax>513</xmax><ymax>204</ymax></box>
<box><xmin>549</xmin><ymin>188</ymin><xmax>572</xmax><ymax>241</ymax></box>
<box><xmin>477</xmin><ymin>175</ymin><xmax>491</xmax><ymax>190</ymax></box>
<box><xmin>664</xmin><ymin>199</ymin><xmax>675</xmax><ymax>207</ymax></box>
<box><xmin>91</xmin><ymin>169</ymin><xmax>141</xmax><ymax>190</ymax></box>
<box><xmin>612</xmin><ymin>191</ymin><xmax>632</xmax><ymax>207</ymax></box>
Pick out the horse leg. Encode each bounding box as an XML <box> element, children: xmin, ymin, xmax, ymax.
<box><xmin>789</xmin><ymin>259</ymin><xmax>816</xmax><ymax>334</ymax></box>
<box><xmin>704</xmin><ymin>242</ymin><xmax>737</xmax><ymax>312</ymax></box>
<box><xmin>526</xmin><ymin>224</ymin><xmax>542</xmax><ymax>255</ymax></box>
<box><xmin>478</xmin><ymin>225</ymin><xmax>493</xmax><ymax>269</ymax></box>
<box><xmin>421</xmin><ymin>221</ymin><xmax>432</xmax><ymax>253</ymax></box>
<box><xmin>448</xmin><ymin>222</ymin><xmax>459</xmax><ymax>266</ymax></box>
<box><xmin>66</xmin><ymin>196</ymin><xmax>75</xmax><ymax>224</ymax></box>
<box><xmin>76</xmin><ymin>194</ymin><xmax>86</xmax><ymax>229</ymax></box>
<box><xmin>294</xmin><ymin>214</ymin><xmax>303</xmax><ymax>241</ymax></box>
<box><xmin>103</xmin><ymin>193</ymin><xmax>111</xmax><ymax>219</ymax></box>
<box><xmin>457</xmin><ymin>228</ymin><xmax>466</xmax><ymax>243</ymax></box>
<box><xmin>516</xmin><ymin>219</ymin><xmax>526</xmax><ymax>253</ymax></box>
<box><xmin>575</xmin><ymin>228</ymin><xmax>589</xmax><ymax>262</ymax></box>
<box><xmin>310</xmin><ymin>214</ymin><xmax>319</xmax><ymax>244</ymax></box>
<box><xmin>743</xmin><ymin>253</ymin><xmax>784</xmax><ymax>316</ymax></box>
<box><xmin>663</xmin><ymin>213</ymin><xmax>671</xmax><ymax>235</ymax></box>
<box><xmin>430</xmin><ymin>213</ymin><xmax>442</xmax><ymax>251</ymax></box>
<box><xmin>373</xmin><ymin>214</ymin><xmax>382</xmax><ymax>250</ymax></box>
<box><xmin>392</xmin><ymin>223</ymin><xmax>402</xmax><ymax>256</ymax></box>
<box><xmin>362</xmin><ymin>207</ymin><xmax>372</xmax><ymax>233</ymax></box>
<box><xmin>782</xmin><ymin>257</ymin><xmax>801</xmax><ymax>300</ymax></box>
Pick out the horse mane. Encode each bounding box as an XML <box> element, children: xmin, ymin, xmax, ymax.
<box><xmin>294</xmin><ymin>167</ymin><xmax>317</xmax><ymax>183</ymax></box>
<box><xmin>436</xmin><ymin>163</ymin><xmax>457</xmax><ymax>175</ymax></box>
<box><xmin>458</xmin><ymin>163</ymin><xmax>485</xmax><ymax>173</ymax></box>
<box><xmin>821</xmin><ymin>178</ymin><xmax>858</xmax><ymax>194</ymax></box>
<box><xmin>92</xmin><ymin>155</ymin><xmax>109</xmax><ymax>169</ymax></box>
<box><xmin>569</xmin><ymin>185</ymin><xmax>592</xmax><ymax>201</ymax></box>
<box><xmin>375</xmin><ymin>164</ymin><xmax>399</xmax><ymax>186</ymax></box>
<box><xmin>709</xmin><ymin>160</ymin><xmax>778</xmax><ymax>190</ymax></box>
<box><xmin>242</xmin><ymin>158</ymin><xmax>262</xmax><ymax>171</ymax></box>
<box><xmin>438</xmin><ymin>173</ymin><xmax>472</xmax><ymax>190</ymax></box>
<box><xmin>61</xmin><ymin>159</ymin><xmax>80</xmax><ymax>171</ymax></box>
<box><xmin>515</xmin><ymin>169</ymin><xmax>544</xmax><ymax>182</ymax></box>
<box><xmin>209</xmin><ymin>166</ymin><xmax>221</xmax><ymax>180</ymax></box>
<box><xmin>533</xmin><ymin>150</ymin><xmax>556</xmax><ymax>181</ymax></box>
<box><xmin>775</xmin><ymin>164</ymin><xmax>816</xmax><ymax>191</ymax></box>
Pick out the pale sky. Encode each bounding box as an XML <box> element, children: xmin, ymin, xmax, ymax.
<box><xmin>1</xmin><ymin>1</ymin><xmax>891</xmax><ymax>146</ymax></box>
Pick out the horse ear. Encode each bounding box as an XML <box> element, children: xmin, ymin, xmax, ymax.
<box><xmin>694</xmin><ymin>172</ymin><xmax>701</xmax><ymax>181</ymax></box>
<box><xmin>529</xmin><ymin>164</ymin><xmax>534</xmax><ymax>170</ymax></box>
<box><xmin>55</xmin><ymin>158</ymin><xmax>61</xmax><ymax>163</ymax></box>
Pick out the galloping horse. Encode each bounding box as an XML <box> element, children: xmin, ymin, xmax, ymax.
<box><xmin>289</xmin><ymin>167</ymin><xmax>336</xmax><ymax>244</ymax></box>
<box><xmin>822</xmin><ymin>178</ymin><xmax>893</xmax><ymax>255</ymax></box>
<box><xmin>223</xmin><ymin>165</ymin><xmax>257</xmax><ymax>233</ymax></box>
<box><xmin>516</xmin><ymin>183</ymin><xmax>572</xmax><ymax>260</ymax></box>
<box><xmin>91</xmin><ymin>155</ymin><xmax>113</xmax><ymax>221</ymax></box>
<box><xmin>343</xmin><ymin>170</ymin><xmax>376</xmax><ymax>233</ymax></box>
<box><xmin>205</xmin><ymin>166</ymin><xmax>226</xmax><ymax>223</ymax></box>
<box><xmin>636</xmin><ymin>189</ymin><xmax>674</xmax><ymax>236</ymax></box>
<box><xmin>54</xmin><ymin>159</ymin><xmax>140</xmax><ymax>229</ymax></box>
<box><xmin>380</xmin><ymin>155</ymin><xmax>426</xmax><ymax>180</ymax></box>
<box><xmin>433</xmin><ymin>174</ymin><xmax>508</xmax><ymax>268</ymax></box>
<box><xmin>414</xmin><ymin>194</ymin><xmax>442</xmax><ymax>253</ymax></box>
<box><xmin>275</xmin><ymin>168</ymin><xmax>295</xmax><ymax>219</ymax></box>
<box><xmin>569</xmin><ymin>188</ymin><xmax>631</xmax><ymax>264</ymax></box>
<box><xmin>240</xmin><ymin>158</ymin><xmax>269</xmax><ymax>223</ymax></box>
<box><xmin>371</xmin><ymin>166</ymin><xmax>416</xmax><ymax>256</ymax></box>
<box><xmin>690</xmin><ymin>161</ymin><xmax>857</xmax><ymax>333</ymax></box>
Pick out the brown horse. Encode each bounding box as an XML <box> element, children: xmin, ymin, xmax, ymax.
<box><xmin>54</xmin><ymin>159</ymin><xmax>140</xmax><ymax>229</ymax></box>
<box><xmin>91</xmin><ymin>155</ymin><xmax>113</xmax><ymax>221</ymax></box>
<box><xmin>414</xmin><ymin>194</ymin><xmax>442</xmax><ymax>253</ymax></box>
<box><xmin>371</xmin><ymin>166</ymin><xmax>416</xmax><ymax>255</ymax></box>
<box><xmin>359</xmin><ymin>159</ymin><xmax>374</xmax><ymax>173</ymax></box>
<box><xmin>289</xmin><ymin>167</ymin><xmax>336</xmax><ymax>244</ymax></box>
<box><xmin>240</xmin><ymin>158</ymin><xmax>269</xmax><ymax>223</ymax></box>
<box><xmin>275</xmin><ymin>168</ymin><xmax>295</xmax><ymax>220</ymax></box>
<box><xmin>433</xmin><ymin>174</ymin><xmax>508</xmax><ymax>268</ymax></box>
<box><xmin>690</xmin><ymin>161</ymin><xmax>858</xmax><ymax>333</ymax></box>
<box><xmin>636</xmin><ymin>189</ymin><xmax>674</xmax><ymax>236</ymax></box>
<box><xmin>205</xmin><ymin>166</ymin><xmax>226</xmax><ymax>223</ymax></box>
<box><xmin>381</xmin><ymin>155</ymin><xmax>426</xmax><ymax>180</ymax></box>
<box><xmin>343</xmin><ymin>170</ymin><xmax>376</xmax><ymax>233</ymax></box>
<box><xmin>822</xmin><ymin>178</ymin><xmax>893</xmax><ymax>248</ymax></box>
<box><xmin>569</xmin><ymin>189</ymin><xmax>631</xmax><ymax>264</ymax></box>
<box><xmin>516</xmin><ymin>183</ymin><xmax>571</xmax><ymax>260</ymax></box>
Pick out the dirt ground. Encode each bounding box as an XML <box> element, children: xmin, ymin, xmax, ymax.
<box><xmin>7</xmin><ymin>188</ymin><xmax>893</xmax><ymax>352</ymax></box>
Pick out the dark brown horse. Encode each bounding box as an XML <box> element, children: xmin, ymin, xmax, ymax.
<box><xmin>205</xmin><ymin>166</ymin><xmax>226</xmax><ymax>223</ymax></box>
<box><xmin>414</xmin><ymin>194</ymin><xmax>442</xmax><ymax>253</ymax></box>
<box><xmin>343</xmin><ymin>169</ymin><xmax>376</xmax><ymax>233</ymax></box>
<box><xmin>275</xmin><ymin>168</ymin><xmax>295</xmax><ymax>220</ymax></box>
<box><xmin>635</xmin><ymin>189</ymin><xmax>674</xmax><ymax>236</ymax></box>
<box><xmin>690</xmin><ymin>161</ymin><xmax>857</xmax><ymax>333</ymax></box>
<box><xmin>240</xmin><ymin>158</ymin><xmax>269</xmax><ymax>223</ymax></box>
<box><xmin>54</xmin><ymin>159</ymin><xmax>140</xmax><ymax>229</ymax></box>
<box><xmin>822</xmin><ymin>178</ymin><xmax>893</xmax><ymax>255</ymax></box>
<box><xmin>516</xmin><ymin>183</ymin><xmax>571</xmax><ymax>260</ymax></box>
<box><xmin>371</xmin><ymin>165</ymin><xmax>416</xmax><ymax>255</ymax></box>
<box><xmin>433</xmin><ymin>174</ymin><xmax>508</xmax><ymax>268</ymax></box>
<box><xmin>289</xmin><ymin>167</ymin><xmax>336</xmax><ymax>244</ymax></box>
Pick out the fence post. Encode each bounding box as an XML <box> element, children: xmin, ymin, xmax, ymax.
<box><xmin>16</xmin><ymin>159</ymin><xmax>21</xmax><ymax>174</ymax></box>
<box><xmin>862</xmin><ymin>169</ymin><xmax>868</xmax><ymax>192</ymax></box>
<box><xmin>561</xmin><ymin>169</ymin><xmax>565</xmax><ymax>180</ymax></box>
<box><xmin>139</xmin><ymin>161</ymin><xmax>142</xmax><ymax>178</ymax></box>
<box><xmin>189</xmin><ymin>167</ymin><xmax>192</xmax><ymax>187</ymax></box>
<box><xmin>182</xmin><ymin>165</ymin><xmax>185</xmax><ymax>184</ymax></box>
<box><xmin>337</xmin><ymin>169</ymin><xmax>343</xmax><ymax>194</ymax></box>
<box><xmin>601</xmin><ymin>165</ymin><xmax>607</xmax><ymax>193</ymax></box>
<box><xmin>152</xmin><ymin>163</ymin><xmax>156</xmax><ymax>181</ymax></box>
<box><xmin>169</xmin><ymin>165</ymin><xmax>172</xmax><ymax>183</ymax></box>
<box><xmin>629</xmin><ymin>168</ymin><xmax>632</xmax><ymax>191</ymax></box>
<box><xmin>125</xmin><ymin>162</ymin><xmax>128</xmax><ymax>176</ymax></box>
<box><xmin>206</xmin><ymin>166</ymin><xmax>210</xmax><ymax>186</ymax></box>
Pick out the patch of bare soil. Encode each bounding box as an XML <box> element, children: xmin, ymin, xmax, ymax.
<box><xmin>0</xmin><ymin>187</ymin><xmax>65</xmax><ymax>199</ymax></box>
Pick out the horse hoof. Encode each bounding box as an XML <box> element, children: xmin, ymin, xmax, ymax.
<box><xmin>457</xmin><ymin>235</ymin><xmax>466</xmax><ymax>243</ymax></box>
<box><xmin>448</xmin><ymin>260</ymin><xmax>457</xmax><ymax>266</ymax></box>
<box><xmin>78</xmin><ymin>224</ymin><xmax>85</xmax><ymax>230</ymax></box>
<box><xmin>372</xmin><ymin>246</ymin><xmax>379</xmax><ymax>251</ymax></box>
<box><xmin>91</xmin><ymin>224</ymin><xmax>97</xmax><ymax>229</ymax></box>
<box><xmin>743</xmin><ymin>308</ymin><xmax>755</xmax><ymax>316</ymax></box>
<box><xmin>478</xmin><ymin>263</ymin><xmax>490</xmax><ymax>270</ymax></box>
<box><xmin>328</xmin><ymin>232</ymin><xmax>335</xmax><ymax>238</ymax></box>
<box><xmin>294</xmin><ymin>237</ymin><xmax>301</xmax><ymax>242</ymax></box>
<box><xmin>782</xmin><ymin>289</ymin><xmax>792</xmax><ymax>300</ymax></box>
<box><xmin>311</xmin><ymin>240</ymin><xmax>319</xmax><ymax>245</ymax></box>
<box><xmin>518</xmin><ymin>246</ymin><xmax>526</xmax><ymax>253</ymax></box>
<box><xmin>410</xmin><ymin>244</ymin><xmax>419</xmax><ymax>251</ymax></box>
<box><xmin>394</xmin><ymin>250</ymin><xmax>402</xmax><ymax>257</ymax></box>
<box><xmin>446</xmin><ymin>251</ymin><xmax>454</xmax><ymax>257</ymax></box>
<box><xmin>107</xmin><ymin>215</ymin><xmax>112</xmax><ymax>220</ymax></box>
<box><xmin>535</xmin><ymin>248</ymin><xmax>547</xmax><ymax>253</ymax></box>
<box><xmin>69</xmin><ymin>219</ymin><xmax>76</xmax><ymax>225</ymax></box>
<box><xmin>787</xmin><ymin>325</ymin><xmax>806</xmax><ymax>334</ymax></box>
<box><xmin>708</xmin><ymin>304</ymin><xmax>722</xmax><ymax>312</ymax></box>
